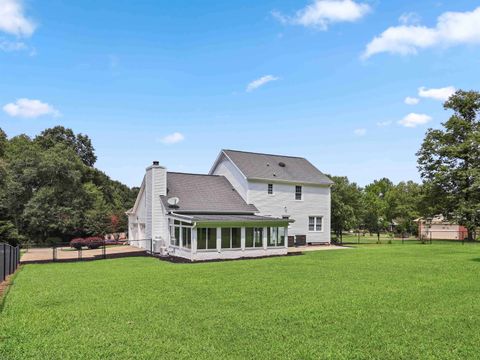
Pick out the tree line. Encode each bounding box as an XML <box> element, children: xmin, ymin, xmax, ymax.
<box><xmin>1</xmin><ymin>90</ymin><xmax>478</xmax><ymax>245</ymax></box>
<box><xmin>0</xmin><ymin>126</ymin><xmax>138</xmax><ymax>245</ymax></box>
<box><xmin>331</xmin><ymin>90</ymin><xmax>480</xmax><ymax>241</ymax></box>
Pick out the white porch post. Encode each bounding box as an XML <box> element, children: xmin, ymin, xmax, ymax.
<box><xmin>263</xmin><ymin>227</ymin><xmax>268</xmax><ymax>250</ymax></box>
<box><xmin>241</xmin><ymin>227</ymin><xmax>246</xmax><ymax>251</ymax></box>
<box><xmin>284</xmin><ymin>226</ymin><xmax>288</xmax><ymax>248</ymax></box>
<box><xmin>192</xmin><ymin>228</ymin><xmax>197</xmax><ymax>254</ymax></box>
<box><xmin>216</xmin><ymin>228</ymin><xmax>221</xmax><ymax>253</ymax></box>
<box><xmin>179</xmin><ymin>224</ymin><xmax>183</xmax><ymax>248</ymax></box>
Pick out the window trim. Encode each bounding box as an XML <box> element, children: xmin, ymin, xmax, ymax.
<box><xmin>169</xmin><ymin>219</ymin><xmax>193</xmax><ymax>248</ymax></box>
<box><xmin>196</xmin><ymin>227</ymin><xmax>217</xmax><ymax>251</ymax></box>
<box><xmin>245</xmin><ymin>227</ymin><xmax>264</xmax><ymax>249</ymax></box>
<box><xmin>295</xmin><ymin>185</ymin><xmax>303</xmax><ymax>201</ymax></box>
<box><xmin>267</xmin><ymin>227</ymin><xmax>286</xmax><ymax>248</ymax></box>
<box><xmin>267</xmin><ymin>183</ymin><xmax>274</xmax><ymax>195</ymax></box>
<box><xmin>221</xmin><ymin>227</ymin><xmax>241</xmax><ymax>250</ymax></box>
<box><xmin>308</xmin><ymin>216</ymin><xmax>323</xmax><ymax>232</ymax></box>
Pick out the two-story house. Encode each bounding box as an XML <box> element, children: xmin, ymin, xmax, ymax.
<box><xmin>127</xmin><ymin>150</ymin><xmax>332</xmax><ymax>261</ymax></box>
<box><xmin>210</xmin><ymin>150</ymin><xmax>332</xmax><ymax>245</ymax></box>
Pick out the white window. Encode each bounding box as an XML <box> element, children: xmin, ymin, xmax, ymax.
<box><xmin>170</xmin><ymin>219</ymin><xmax>192</xmax><ymax>248</ymax></box>
<box><xmin>245</xmin><ymin>228</ymin><xmax>263</xmax><ymax>248</ymax></box>
<box><xmin>268</xmin><ymin>183</ymin><xmax>273</xmax><ymax>195</ymax></box>
<box><xmin>308</xmin><ymin>216</ymin><xmax>323</xmax><ymax>232</ymax></box>
<box><xmin>267</xmin><ymin>227</ymin><xmax>286</xmax><ymax>247</ymax></box>
<box><xmin>197</xmin><ymin>228</ymin><xmax>217</xmax><ymax>250</ymax></box>
<box><xmin>221</xmin><ymin>228</ymin><xmax>241</xmax><ymax>249</ymax></box>
<box><xmin>295</xmin><ymin>185</ymin><xmax>302</xmax><ymax>200</ymax></box>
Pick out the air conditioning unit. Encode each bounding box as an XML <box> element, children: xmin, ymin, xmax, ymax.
<box><xmin>153</xmin><ymin>240</ymin><xmax>169</xmax><ymax>256</ymax></box>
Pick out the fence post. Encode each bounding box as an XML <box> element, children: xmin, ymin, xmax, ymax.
<box><xmin>102</xmin><ymin>242</ymin><xmax>106</xmax><ymax>259</ymax></box>
<box><xmin>3</xmin><ymin>243</ymin><xmax>6</xmax><ymax>282</ymax></box>
<box><xmin>10</xmin><ymin>245</ymin><xmax>13</xmax><ymax>275</ymax></box>
<box><xmin>150</xmin><ymin>239</ymin><xmax>153</xmax><ymax>254</ymax></box>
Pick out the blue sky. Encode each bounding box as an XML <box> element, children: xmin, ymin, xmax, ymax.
<box><xmin>1</xmin><ymin>0</ymin><xmax>480</xmax><ymax>187</ymax></box>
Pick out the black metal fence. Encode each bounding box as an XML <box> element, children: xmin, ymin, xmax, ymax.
<box><xmin>335</xmin><ymin>231</ymin><xmax>478</xmax><ymax>245</ymax></box>
<box><xmin>21</xmin><ymin>240</ymin><xmax>152</xmax><ymax>264</ymax></box>
<box><xmin>1</xmin><ymin>243</ymin><xmax>21</xmax><ymax>282</ymax></box>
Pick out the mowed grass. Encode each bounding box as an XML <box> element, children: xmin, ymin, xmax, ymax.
<box><xmin>2</xmin><ymin>245</ymin><xmax>480</xmax><ymax>359</ymax></box>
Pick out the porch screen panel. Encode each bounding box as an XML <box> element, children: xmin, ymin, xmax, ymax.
<box><xmin>197</xmin><ymin>228</ymin><xmax>207</xmax><ymax>250</ymax></box>
<box><xmin>221</xmin><ymin>228</ymin><xmax>230</xmax><ymax>249</ymax></box>
<box><xmin>207</xmin><ymin>228</ymin><xmax>217</xmax><ymax>249</ymax></box>
<box><xmin>182</xmin><ymin>227</ymin><xmax>191</xmax><ymax>249</ymax></box>
<box><xmin>254</xmin><ymin>228</ymin><xmax>263</xmax><ymax>247</ymax></box>
<box><xmin>268</xmin><ymin>227</ymin><xmax>277</xmax><ymax>247</ymax></box>
<box><xmin>231</xmin><ymin>228</ymin><xmax>241</xmax><ymax>248</ymax></box>
<box><xmin>277</xmin><ymin>227</ymin><xmax>286</xmax><ymax>247</ymax></box>
<box><xmin>174</xmin><ymin>226</ymin><xmax>180</xmax><ymax>246</ymax></box>
<box><xmin>245</xmin><ymin>228</ymin><xmax>254</xmax><ymax>247</ymax></box>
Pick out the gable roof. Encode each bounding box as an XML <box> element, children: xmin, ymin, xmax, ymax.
<box><xmin>214</xmin><ymin>149</ymin><xmax>333</xmax><ymax>185</ymax></box>
<box><xmin>161</xmin><ymin>172</ymin><xmax>258</xmax><ymax>214</ymax></box>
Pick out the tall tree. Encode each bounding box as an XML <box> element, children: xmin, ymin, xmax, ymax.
<box><xmin>34</xmin><ymin>126</ymin><xmax>97</xmax><ymax>166</ymax></box>
<box><xmin>363</xmin><ymin>178</ymin><xmax>393</xmax><ymax>237</ymax></box>
<box><xmin>0</xmin><ymin>127</ymin><xmax>7</xmax><ymax>157</ymax></box>
<box><xmin>0</xmin><ymin>127</ymin><xmax>137</xmax><ymax>244</ymax></box>
<box><xmin>388</xmin><ymin>181</ymin><xmax>423</xmax><ymax>235</ymax></box>
<box><xmin>330</xmin><ymin>176</ymin><xmax>363</xmax><ymax>240</ymax></box>
<box><xmin>417</xmin><ymin>90</ymin><xmax>480</xmax><ymax>240</ymax></box>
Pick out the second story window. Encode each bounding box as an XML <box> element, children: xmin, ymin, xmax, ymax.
<box><xmin>268</xmin><ymin>183</ymin><xmax>273</xmax><ymax>195</ymax></box>
<box><xmin>295</xmin><ymin>185</ymin><xmax>302</xmax><ymax>200</ymax></box>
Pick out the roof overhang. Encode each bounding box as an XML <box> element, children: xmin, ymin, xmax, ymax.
<box><xmin>167</xmin><ymin>212</ymin><xmax>293</xmax><ymax>228</ymax></box>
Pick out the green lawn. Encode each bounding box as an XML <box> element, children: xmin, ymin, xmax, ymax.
<box><xmin>1</xmin><ymin>245</ymin><xmax>480</xmax><ymax>359</ymax></box>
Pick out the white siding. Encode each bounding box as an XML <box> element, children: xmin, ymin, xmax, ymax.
<box><xmin>145</xmin><ymin>173</ymin><xmax>152</xmax><ymax>240</ymax></box>
<box><xmin>211</xmin><ymin>155</ymin><xmax>249</xmax><ymax>202</ymax></box>
<box><xmin>129</xmin><ymin>164</ymin><xmax>170</xmax><ymax>250</ymax></box>
<box><xmin>248</xmin><ymin>181</ymin><xmax>331</xmax><ymax>244</ymax></box>
<box><xmin>150</xmin><ymin>166</ymin><xmax>168</xmax><ymax>244</ymax></box>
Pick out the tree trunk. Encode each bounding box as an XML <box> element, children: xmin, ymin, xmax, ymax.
<box><xmin>468</xmin><ymin>227</ymin><xmax>475</xmax><ymax>242</ymax></box>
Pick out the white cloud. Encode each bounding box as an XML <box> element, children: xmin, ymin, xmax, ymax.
<box><xmin>399</xmin><ymin>12</ymin><xmax>421</xmax><ymax>25</ymax></box>
<box><xmin>0</xmin><ymin>38</ymin><xmax>34</xmax><ymax>54</ymax></box>
<box><xmin>3</xmin><ymin>98</ymin><xmax>60</xmax><ymax>118</ymax></box>
<box><xmin>404</xmin><ymin>96</ymin><xmax>420</xmax><ymax>105</ymax></box>
<box><xmin>246</xmin><ymin>75</ymin><xmax>279</xmax><ymax>92</ymax></box>
<box><xmin>0</xmin><ymin>39</ymin><xmax>25</xmax><ymax>51</ymax></box>
<box><xmin>272</xmin><ymin>0</ymin><xmax>370</xmax><ymax>30</ymax></box>
<box><xmin>159</xmin><ymin>132</ymin><xmax>185</xmax><ymax>145</ymax></box>
<box><xmin>362</xmin><ymin>6</ymin><xmax>480</xmax><ymax>58</ymax></box>
<box><xmin>418</xmin><ymin>86</ymin><xmax>456</xmax><ymax>101</ymax></box>
<box><xmin>354</xmin><ymin>128</ymin><xmax>367</xmax><ymax>136</ymax></box>
<box><xmin>0</xmin><ymin>0</ymin><xmax>36</xmax><ymax>37</ymax></box>
<box><xmin>376</xmin><ymin>120</ymin><xmax>392</xmax><ymax>127</ymax></box>
<box><xmin>398</xmin><ymin>113</ymin><xmax>432</xmax><ymax>128</ymax></box>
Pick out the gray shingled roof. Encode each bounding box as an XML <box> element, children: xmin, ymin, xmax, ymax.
<box><xmin>221</xmin><ymin>149</ymin><xmax>333</xmax><ymax>185</ymax></box>
<box><xmin>161</xmin><ymin>172</ymin><xmax>258</xmax><ymax>214</ymax></box>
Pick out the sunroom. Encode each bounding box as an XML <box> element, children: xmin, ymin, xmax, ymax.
<box><xmin>166</xmin><ymin>213</ymin><xmax>292</xmax><ymax>261</ymax></box>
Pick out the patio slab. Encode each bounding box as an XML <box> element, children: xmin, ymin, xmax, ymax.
<box><xmin>288</xmin><ymin>244</ymin><xmax>352</xmax><ymax>253</ymax></box>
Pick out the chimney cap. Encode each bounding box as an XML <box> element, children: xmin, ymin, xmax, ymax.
<box><xmin>152</xmin><ymin>161</ymin><xmax>159</xmax><ymax>166</ymax></box>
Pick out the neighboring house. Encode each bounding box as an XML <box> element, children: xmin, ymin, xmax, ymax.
<box><xmin>415</xmin><ymin>215</ymin><xmax>468</xmax><ymax>241</ymax></box>
<box><xmin>127</xmin><ymin>149</ymin><xmax>332</xmax><ymax>261</ymax></box>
